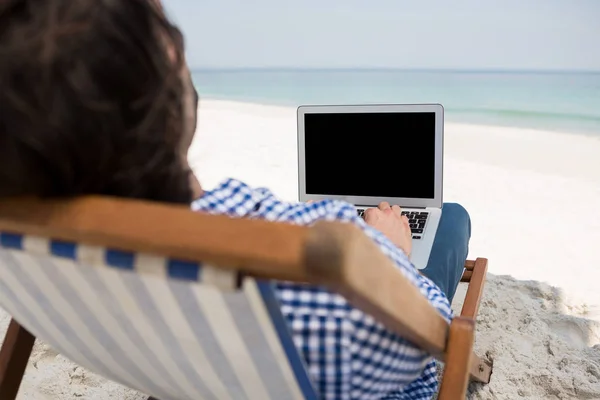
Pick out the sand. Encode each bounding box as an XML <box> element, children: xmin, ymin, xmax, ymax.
<box><xmin>2</xmin><ymin>99</ymin><xmax>600</xmax><ymax>399</ymax></box>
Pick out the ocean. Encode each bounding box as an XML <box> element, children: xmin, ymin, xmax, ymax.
<box><xmin>191</xmin><ymin>69</ymin><xmax>600</xmax><ymax>136</ymax></box>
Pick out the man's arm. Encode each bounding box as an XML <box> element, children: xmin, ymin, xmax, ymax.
<box><xmin>192</xmin><ymin>179</ymin><xmax>452</xmax><ymax>398</ymax></box>
<box><xmin>263</xmin><ymin>197</ymin><xmax>453</xmax><ymax>398</ymax></box>
<box><xmin>192</xmin><ymin>179</ymin><xmax>452</xmax><ymax>322</ymax></box>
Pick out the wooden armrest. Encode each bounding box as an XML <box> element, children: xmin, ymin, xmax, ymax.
<box><xmin>0</xmin><ymin>196</ymin><xmax>311</xmax><ymax>282</ymax></box>
<box><xmin>460</xmin><ymin>258</ymin><xmax>488</xmax><ymax>319</ymax></box>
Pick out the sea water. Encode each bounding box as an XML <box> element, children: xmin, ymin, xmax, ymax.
<box><xmin>192</xmin><ymin>69</ymin><xmax>600</xmax><ymax>136</ymax></box>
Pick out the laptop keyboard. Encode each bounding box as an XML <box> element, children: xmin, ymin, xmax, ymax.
<box><xmin>356</xmin><ymin>208</ymin><xmax>428</xmax><ymax>240</ymax></box>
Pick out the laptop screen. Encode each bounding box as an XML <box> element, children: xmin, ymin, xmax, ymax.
<box><xmin>304</xmin><ymin>111</ymin><xmax>436</xmax><ymax>199</ymax></box>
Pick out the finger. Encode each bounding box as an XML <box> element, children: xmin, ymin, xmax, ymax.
<box><xmin>402</xmin><ymin>217</ymin><xmax>412</xmax><ymax>237</ymax></box>
<box><xmin>391</xmin><ymin>205</ymin><xmax>402</xmax><ymax>218</ymax></box>
<box><xmin>401</xmin><ymin>215</ymin><xmax>410</xmax><ymax>227</ymax></box>
<box><xmin>306</xmin><ymin>200</ymin><xmax>314</xmax><ymax>204</ymax></box>
<box><xmin>364</xmin><ymin>207</ymin><xmax>379</xmax><ymax>222</ymax></box>
<box><xmin>378</xmin><ymin>202</ymin><xmax>391</xmax><ymax>212</ymax></box>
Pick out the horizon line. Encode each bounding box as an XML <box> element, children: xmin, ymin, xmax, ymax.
<box><xmin>190</xmin><ymin>67</ymin><xmax>600</xmax><ymax>74</ymax></box>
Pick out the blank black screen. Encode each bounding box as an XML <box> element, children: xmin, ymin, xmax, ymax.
<box><xmin>304</xmin><ymin>112</ymin><xmax>436</xmax><ymax>199</ymax></box>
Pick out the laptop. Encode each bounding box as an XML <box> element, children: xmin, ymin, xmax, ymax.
<box><xmin>297</xmin><ymin>104</ymin><xmax>444</xmax><ymax>269</ymax></box>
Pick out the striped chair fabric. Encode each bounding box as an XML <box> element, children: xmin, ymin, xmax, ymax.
<box><xmin>0</xmin><ymin>231</ymin><xmax>318</xmax><ymax>400</ymax></box>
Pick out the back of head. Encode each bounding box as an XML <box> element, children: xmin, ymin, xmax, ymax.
<box><xmin>0</xmin><ymin>0</ymin><xmax>194</xmax><ymax>203</ymax></box>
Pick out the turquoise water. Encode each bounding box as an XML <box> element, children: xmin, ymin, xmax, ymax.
<box><xmin>191</xmin><ymin>69</ymin><xmax>600</xmax><ymax>135</ymax></box>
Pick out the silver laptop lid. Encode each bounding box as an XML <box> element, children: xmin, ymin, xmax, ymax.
<box><xmin>298</xmin><ymin>104</ymin><xmax>443</xmax><ymax>209</ymax></box>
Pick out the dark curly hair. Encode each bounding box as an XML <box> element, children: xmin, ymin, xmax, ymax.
<box><xmin>0</xmin><ymin>0</ymin><xmax>197</xmax><ymax>203</ymax></box>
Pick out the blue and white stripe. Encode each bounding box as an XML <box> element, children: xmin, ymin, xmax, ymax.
<box><xmin>0</xmin><ymin>231</ymin><xmax>318</xmax><ymax>400</ymax></box>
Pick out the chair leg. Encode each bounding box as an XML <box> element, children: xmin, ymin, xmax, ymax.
<box><xmin>0</xmin><ymin>319</ymin><xmax>35</xmax><ymax>400</ymax></box>
<box><xmin>438</xmin><ymin>317</ymin><xmax>475</xmax><ymax>400</ymax></box>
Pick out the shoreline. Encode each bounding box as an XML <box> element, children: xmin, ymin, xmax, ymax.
<box><xmin>196</xmin><ymin>95</ymin><xmax>600</xmax><ymax>138</ymax></box>
<box><xmin>197</xmin><ymin>98</ymin><xmax>600</xmax><ymax>185</ymax></box>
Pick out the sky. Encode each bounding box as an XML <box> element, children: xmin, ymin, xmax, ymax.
<box><xmin>163</xmin><ymin>0</ymin><xmax>600</xmax><ymax>71</ymax></box>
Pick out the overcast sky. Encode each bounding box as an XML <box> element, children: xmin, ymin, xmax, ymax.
<box><xmin>163</xmin><ymin>0</ymin><xmax>600</xmax><ymax>71</ymax></box>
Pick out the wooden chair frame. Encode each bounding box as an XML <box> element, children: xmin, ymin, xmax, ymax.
<box><xmin>0</xmin><ymin>197</ymin><xmax>492</xmax><ymax>399</ymax></box>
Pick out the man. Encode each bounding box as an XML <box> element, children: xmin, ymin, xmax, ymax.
<box><xmin>0</xmin><ymin>0</ymin><xmax>469</xmax><ymax>398</ymax></box>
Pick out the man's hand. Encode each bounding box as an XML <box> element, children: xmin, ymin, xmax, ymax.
<box><xmin>364</xmin><ymin>202</ymin><xmax>412</xmax><ymax>257</ymax></box>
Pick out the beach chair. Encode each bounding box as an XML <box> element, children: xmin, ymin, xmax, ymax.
<box><xmin>0</xmin><ymin>197</ymin><xmax>492</xmax><ymax>400</ymax></box>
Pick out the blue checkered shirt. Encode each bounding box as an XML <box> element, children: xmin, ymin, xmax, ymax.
<box><xmin>192</xmin><ymin>179</ymin><xmax>453</xmax><ymax>399</ymax></box>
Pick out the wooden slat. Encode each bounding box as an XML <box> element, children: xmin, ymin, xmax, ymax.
<box><xmin>460</xmin><ymin>258</ymin><xmax>488</xmax><ymax>319</ymax></box>
<box><xmin>305</xmin><ymin>221</ymin><xmax>449</xmax><ymax>359</ymax></box>
<box><xmin>0</xmin><ymin>197</ymin><xmax>310</xmax><ymax>282</ymax></box>
<box><xmin>461</xmin><ymin>270</ymin><xmax>473</xmax><ymax>282</ymax></box>
<box><xmin>437</xmin><ymin>317</ymin><xmax>475</xmax><ymax>399</ymax></box>
<box><xmin>464</xmin><ymin>260</ymin><xmax>476</xmax><ymax>271</ymax></box>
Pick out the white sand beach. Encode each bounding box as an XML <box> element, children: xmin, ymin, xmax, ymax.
<box><xmin>2</xmin><ymin>99</ymin><xmax>600</xmax><ymax>399</ymax></box>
